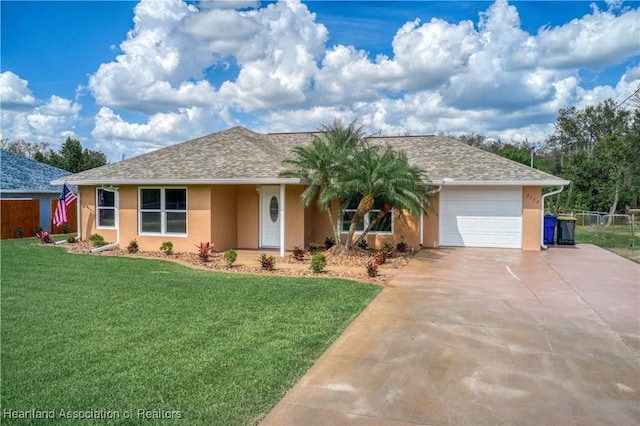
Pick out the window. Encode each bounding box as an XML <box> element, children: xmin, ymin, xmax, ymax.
<box><xmin>97</xmin><ymin>188</ymin><xmax>117</xmax><ymax>228</ymax></box>
<box><xmin>139</xmin><ymin>188</ymin><xmax>187</xmax><ymax>235</ymax></box>
<box><xmin>341</xmin><ymin>198</ymin><xmax>393</xmax><ymax>234</ymax></box>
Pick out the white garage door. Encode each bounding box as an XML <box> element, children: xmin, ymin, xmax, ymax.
<box><xmin>439</xmin><ymin>187</ymin><xmax>522</xmax><ymax>248</ymax></box>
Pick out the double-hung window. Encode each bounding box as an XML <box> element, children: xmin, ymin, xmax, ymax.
<box><xmin>341</xmin><ymin>199</ymin><xmax>393</xmax><ymax>234</ymax></box>
<box><xmin>139</xmin><ymin>188</ymin><xmax>187</xmax><ymax>235</ymax></box>
<box><xmin>97</xmin><ymin>188</ymin><xmax>117</xmax><ymax>228</ymax></box>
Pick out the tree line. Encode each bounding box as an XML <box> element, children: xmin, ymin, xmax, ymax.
<box><xmin>1</xmin><ymin>137</ymin><xmax>107</xmax><ymax>173</ymax></box>
<box><xmin>452</xmin><ymin>98</ymin><xmax>640</xmax><ymax>215</ymax></box>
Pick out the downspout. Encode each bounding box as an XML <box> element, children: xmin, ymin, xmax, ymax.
<box><xmin>76</xmin><ymin>191</ymin><xmax>81</xmax><ymax>240</ymax></box>
<box><xmin>91</xmin><ymin>188</ymin><xmax>120</xmax><ymax>253</ymax></box>
<box><xmin>540</xmin><ymin>186</ymin><xmax>565</xmax><ymax>250</ymax></box>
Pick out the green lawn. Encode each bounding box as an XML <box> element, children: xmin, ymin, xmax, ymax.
<box><xmin>576</xmin><ymin>225</ymin><xmax>640</xmax><ymax>263</ymax></box>
<box><xmin>1</xmin><ymin>239</ymin><xmax>381</xmax><ymax>425</ymax></box>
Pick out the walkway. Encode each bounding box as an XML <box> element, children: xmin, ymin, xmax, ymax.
<box><xmin>261</xmin><ymin>244</ymin><xmax>640</xmax><ymax>425</ymax></box>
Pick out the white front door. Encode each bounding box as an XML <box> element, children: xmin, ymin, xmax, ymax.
<box><xmin>261</xmin><ymin>186</ymin><xmax>281</xmax><ymax>247</ymax></box>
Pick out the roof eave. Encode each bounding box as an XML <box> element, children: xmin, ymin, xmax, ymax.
<box><xmin>430</xmin><ymin>179</ymin><xmax>571</xmax><ymax>187</ymax></box>
<box><xmin>0</xmin><ymin>189</ymin><xmax>62</xmax><ymax>194</ymax></box>
<box><xmin>50</xmin><ymin>177</ymin><xmax>306</xmax><ymax>186</ymax></box>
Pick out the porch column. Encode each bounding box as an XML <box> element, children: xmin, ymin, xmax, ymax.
<box><xmin>280</xmin><ymin>184</ymin><xmax>285</xmax><ymax>258</ymax></box>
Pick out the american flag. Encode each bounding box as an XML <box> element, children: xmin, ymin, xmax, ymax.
<box><xmin>53</xmin><ymin>183</ymin><xmax>78</xmax><ymax>227</ymax></box>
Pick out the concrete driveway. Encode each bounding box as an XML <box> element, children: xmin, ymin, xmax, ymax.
<box><xmin>261</xmin><ymin>244</ymin><xmax>640</xmax><ymax>425</ymax></box>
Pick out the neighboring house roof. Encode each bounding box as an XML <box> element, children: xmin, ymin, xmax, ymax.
<box><xmin>53</xmin><ymin>126</ymin><xmax>569</xmax><ymax>187</ymax></box>
<box><xmin>1</xmin><ymin>150</ymin><xmax>71</xmax><ymax>194</ymax></box>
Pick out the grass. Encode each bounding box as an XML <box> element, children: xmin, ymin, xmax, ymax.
<box><xmin>1</xmin><ymin>238</ymin><xmax>381</xmax><ymax>425</ymax></box>
<box><xmin>575</xmin><ymin>225</ymin><xmax>640</xmax><ymax>263</ymax></box>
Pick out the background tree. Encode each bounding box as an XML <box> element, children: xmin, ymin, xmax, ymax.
<box><xmin>0</xmin><ymin>139</ymin><xmax>50</xmax><ymax>158</ymax></box>
<box><xmin>547</xmin><ymin>99</ymin><xmax>638</xmax><ymax>213</ymax></box>
<box><xmin>35</xmin><ymin>137</ymin><xmax>107</xmax><ymax>172</ymax></box>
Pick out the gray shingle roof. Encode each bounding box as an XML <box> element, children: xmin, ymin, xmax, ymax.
<box><xmin>55</xmin><ymin>126</ymin><xmax>568</xmax><ymax>186</ymax></box>
<box><xmin>1</xmin><ymin>150</ymin><xmax>71</xmax><ymax>193</ymax></box>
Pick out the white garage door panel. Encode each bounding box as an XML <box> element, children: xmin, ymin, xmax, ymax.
<box><xmin>440</xmin><ymin>187</ymin><xmax>522</xmax><ymax>248</ymax></box>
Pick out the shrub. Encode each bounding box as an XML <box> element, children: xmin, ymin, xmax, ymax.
<box><xmin>67</xmin><ymin>236</ymin><xmax>77</xmax><ymax>244</ymax></box>
<box><xmin>259</xmin><ymin>253</ymin><xmax>276</xmax><ymax>271</ymax></box>
<box><xmin>382</xmin><ymin>242</ymin><xmax>394</xmax><ymax>254</ymax></box>
<box><xmin>196</xmin><ymin>242</ymin><xmax>213</xmax><ymax>262</ymax></box>
<box><xmin>366</xmin><ymin>261</ymin><xmax>378</xmax><ymax>277</ymax></box>
<box><xmin>127</xmin><ymin>239</ymin><xmax>139</xmax><ymax>254</ymax></box>
<box><xmin>61</xmin><ymin>224</ymin><xmax>70</xmax><ymax>234</ymax></box>
<box><xmin>292</xmin><ymin>245</ymin><xmax>306</xmax><ymax>261</ymax></box>
<box><xmin>35</xmin><ymin>230</ymin><xmax>54</xmax><ymax>244</ymax></box>
<box><xmin>396</xmin><ymin>239</ymin><xmax>408</xmax><ymax>252</ymax></box>
<box><xmin>15</xmin><ymin>227</ymin><xmax>23</xmax><ymax>238</ymax></box>
<box><xmin>310</xmin><ymin>252</ymin><xmax>327</xmax><ymax>274</ymax></box>
<box><xmin>305</xmin><ymin>241</ymin><xmax>320</xmax><ymax>253</ymax></box>
<box><xmin>375</xmin><ymin>244</ymin><xmax>394</xmax><ymax>265</ymax></box>
<box><xmin>33</xmin><ymin>226</ymin><xmax>43</xmax><ymax>235</ymax></box>
<box><xmin>324</xmin><ymin>236</ymin><xmax>336</xmax><ymax>250</ymax></box>
<box><xmin>88</xmin><ymin>233</ymin><xmax>106</xmax><ymax>247</ymax></box>
<box><xmin>356</xmin><ymin>239</ymin><xmax>368</xmax><ymax>250</ymax></box>
<box><xmin>223</xmin><ymin>249</ymin><xmax>238</xmax><ymax>267</ymax></box>
<box><xmin>160</xmin><ymin>241</ymin><xmax>173</xmax><ymax>256</ymax></box>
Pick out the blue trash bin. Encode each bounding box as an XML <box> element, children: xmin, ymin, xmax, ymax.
<box><xmin>544</xmin><ymin>214</ymin><xmax>556</xmax><ymax>245</ymax></box>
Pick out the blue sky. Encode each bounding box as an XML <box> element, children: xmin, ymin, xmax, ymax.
<box><xmin>2</xmin><ymin>0</ymin><xmax>639</xmax><ymax>162</ymax></box>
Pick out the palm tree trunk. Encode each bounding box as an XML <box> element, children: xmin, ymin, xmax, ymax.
<box><xmin>353</xmin><ymin>203</ymin><xmax>392</xmax><ymax>248</ymax></box>
<box><xmin>346</xmin><ymin>195</ymin><xmax>374</xmax><ymax>249</ymax></box>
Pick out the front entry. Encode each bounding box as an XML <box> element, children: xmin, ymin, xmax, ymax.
<box><xmin>260</xmin><ymin>186</ymin><xmax>281</xmax><ymax>247</ymax></box>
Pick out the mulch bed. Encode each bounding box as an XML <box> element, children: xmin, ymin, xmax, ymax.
<box><xmin>62</xmin><ymin>241</ymin><xmax>414</xmax><ymax>284</ymax></box>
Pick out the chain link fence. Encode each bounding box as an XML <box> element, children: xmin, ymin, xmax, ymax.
<box><xmin>567</xmin><ymin>211</ymin><xmax>638</xmax><ymax>262</ymax></box>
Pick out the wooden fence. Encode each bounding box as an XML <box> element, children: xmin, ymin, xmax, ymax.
<box><xmin>0</xmin><ymin>198</ymin><xmax>78</xmax><ymax>239</ymax></box>
<box><xmin>50</xmin><ymin>199</ymin><xmax>78</xmax><ymax>234</ymax></box>
<box><xmin>1</xmin><ymin>199</ymin><xmax>40</xmax><ymax>239</ymax></box>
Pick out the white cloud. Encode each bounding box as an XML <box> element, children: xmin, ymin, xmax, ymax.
<box><xmin>0</xmin><ymin>71</ymin><xmax>37</xmax><ymax>109</ymax></box>
<box><xmin>0</xmin><ymin>72</ymin><xmax>81</xmax><ymax>146</ymax></box>
<box><xmin>536</xmin><ymin>4</ymin><xmax>640</xmax><ymax>70</ymax></box>
<box><xmin>9</xmin><ymin>0</ymin><xmax>638</xmax><ymax>161</ymax></box>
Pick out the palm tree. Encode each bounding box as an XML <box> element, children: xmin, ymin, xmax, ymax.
<box><xmin>279</xmin><ymin>118</ymin><xmax>367</xmax><ymax>243</ymax></box>
<box><xmin>343</xmin><ymin>144</ymin><xmax>434</xmax><ymax>249</ymax></box>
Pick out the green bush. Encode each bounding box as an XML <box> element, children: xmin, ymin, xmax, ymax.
<box><xmin>88</xmin><ymin>233</ymin><xmax>106</xmax><ymax>247</ymax></box>
<box><xmin>160</xmin><ymin>241</ymin><xmax>173</xmax><ymax>256</ymax></box>
<box><xmin>223</xmin><ymin>249</ymin><xmax>238</xmax><ymax>267</ymax></box>
<box><xmin>309</xmin><ymin>252</ymin><xmax>327</xmax><ymax>274</ymax></box>
<box><xmin>305</xmin><ymin>241</ymin><xmax>320</xmax><ymax>253</ymax></box>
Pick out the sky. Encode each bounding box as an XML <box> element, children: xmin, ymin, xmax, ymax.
<box><xmin>1</xmin><ymin>0</ymin><xmax>639</xmax><ymax>163</ymax></box>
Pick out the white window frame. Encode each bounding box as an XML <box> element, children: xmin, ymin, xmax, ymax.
<box><xmin>96</xmin><ymin>188</ymin><xmax>118</xmax><ymax>229</ymax></box>
<box><xmin>341</xmin><ymin>203</ymin><xmax>394</xmax><ymax>235</ymax></box>
<box><xmin>138</xmin><ymin>187</ymin><xmax>188</xmax><ymax>236</ymax></box>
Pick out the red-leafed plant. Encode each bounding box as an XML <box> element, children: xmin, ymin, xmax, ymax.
<box><xmin>35</xmin><ymin>230</ymin><xmax>54</xmax><ymax>244</ymax></box>
<box><xmin>292</xmin><ymin>245</ymin><xmax>305</xmax><ymax>261</ymax></box>
<box><xmin>196</xmin><ymin>242</ymin><xmax>213</xmax><ymax>262</ymax></box>
<box><xmin>259</xmin><ymin>253</ymin><xmax>276</xmax><ymax>271</ymax></box>
<box><xmin>366</xmin><ymin>261</ymin><xmax>378</xmax><ymax>277</ymax></box>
